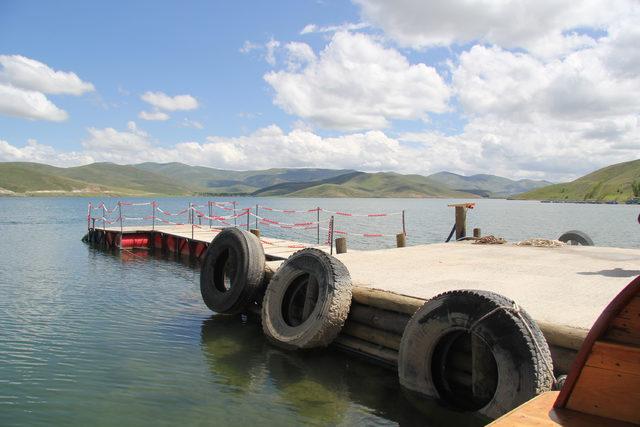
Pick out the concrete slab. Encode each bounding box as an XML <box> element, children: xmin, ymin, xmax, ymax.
<box><xmin>334</xmin><ymin>242</ymin><xmax>640</xmax><ymax>332</ymax></box>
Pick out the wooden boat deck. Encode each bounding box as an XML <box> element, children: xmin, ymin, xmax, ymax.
<box><xmin>489</xmin><ymin>391</ymin><xmax>636</xmax><ymax>426</ymax></box>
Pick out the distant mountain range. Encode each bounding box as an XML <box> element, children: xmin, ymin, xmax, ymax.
<box><xmin>515</xmin><ymin>159</ymin><xmax>640</xmax><ymax>202</ymax></box>
<box><xmin>426</xmin><ymin>172</ymin><xmax>552</xmax><ymax>198</ymax></box>
<box><xmin>0</xmin><ymin>161</ymin><xmax>553</xmax><ymax>198</ymax></box>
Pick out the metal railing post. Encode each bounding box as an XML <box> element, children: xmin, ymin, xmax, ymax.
<box><xmin>317</xmin><ymin>206</ymin><xmax>320</xmax><ymax>244</ymax></box>
<box><xmin>255</xmin><ymin>204</ymin><xmax>259</xmax><ymax>230</ymax></box>
<box><xmin>208</xmin><ymin>201</ymin><xmax>212</xmax><ymax>228</ymax></box>
<box><xmin>102</xmin><ymin>203</ymin><xmax>106</xmax><ymax>230</ymax></box>
<box><xmin>87</xmin><ymin>202</ymin><xmax>92</xmax><ymax>231</ymax></box>
<box><xmin>152</xmin><ymin>201</ymin><xmax>156</xmax><ymax>231</ymax></box>
<box><xmin>118</xmin><ymin>201</ymin><xmax>123</xmax><ymax>249</ymax></box>
<box><xmin>233</xmin><ymin>201</ymin><xmax>237</xmax><ymax>227</ymax></box>
<box><xmin>246</xmin><ymin>208</ymin><xmax>250</xmax><ymax>231</ymax></box>
<box><xmin>330</xmin><ymin>215</ymin><xmax>334</xmax><ymax>255</ymax></box>
<box><xmin>402</xmin><ymin>209</ymin><xmax>406</xmax><ymax>236</ymax></box>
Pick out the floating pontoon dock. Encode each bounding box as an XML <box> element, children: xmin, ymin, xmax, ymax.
<box><xmin>84</xmin><ymin>200</ymin><xmax>640</xmax><ymax>420</ymax></box>
<box><xmin>87</xmin><ymin>222</ymin><xmax>639</xmax><ymax>370</ymax></box>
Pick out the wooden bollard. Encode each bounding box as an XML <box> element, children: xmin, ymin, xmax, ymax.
<box><xmin>473</xmin><ymin>228</ymin><xmax>481</xmax><ymax>238</ymax></box>
<box><xmin>455</xmin><ymin>206</ymin><xmax>466</xmax><ymax>240</ymax></box>
<box><xmin>335</xmin><ymin>237</ymin><xmax>347</xmax><ymax>254</ymax></box>
<box><xmin>448</xmin><ymin>202</ymin><xmax>475</xmax><ymax>241</ymax></box>
<box><xmin>396</xmin><ymin>233</ymin><xmax>406</xmax><ymax>248</ymax></box>
<box><xmin>249</xmin><ymin>228</ymin><xmax>260</xmax><ymax>238</ymax></box>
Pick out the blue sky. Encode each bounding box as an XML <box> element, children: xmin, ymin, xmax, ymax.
<box><xmin>0</xmin><ymin>0</ymin><xmax>638</xmax><ymax>180</ymax></box>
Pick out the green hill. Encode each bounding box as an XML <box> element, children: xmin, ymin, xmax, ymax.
<box><xmin>133</xmin><ymin>162</ymin><xmax>354</xmax><ymax>194</ymax></box>
<box><xmin>428</xmin><ymin>172</ymin><xmax>551</xmax><ymax>198</ymax></box>
<box><xmin>514</xmin><ymin>159</ymin><xmax>640</xmax><ymax>202</ymax></box>
<box><xmin>253</xmin><ymin>171</ymin><xmax>479</xmax><ymax>198</ymax></box>
<box><xmin>0</xmin><ymin>162</ymin><xmax>192</xmax><ymax>196</ymax></box>
<box><xmin>0</xmin><ymin>162</ymin><xmax>104</xmax><ymax>194</ymax></box>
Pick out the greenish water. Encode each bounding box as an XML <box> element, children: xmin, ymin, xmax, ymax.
<box><xmin>1</xmin><ymin>197</ymin><xmax>638</xmax><ymax>426</ymax></box>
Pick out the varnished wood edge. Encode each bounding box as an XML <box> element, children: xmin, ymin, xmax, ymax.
<box><xmin>554</xmin><ymin>274</ymin><xmax>640</xmax><ymax>408</ymax></box>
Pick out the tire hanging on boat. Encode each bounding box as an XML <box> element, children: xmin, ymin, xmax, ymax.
<box><xmin>558</xmin><ymin>230</ymin><xmax>594</xmax><ymax>246</ymax></box>
<box><xmin>200</xmin><ymin>227</ymin><xmax>266</xmax><ymax>315</ymax></box>
<box><xmin>262</xmin><ymin>248</ymin><xmax>352</xmax><ymax>350</ymax></box>
<box><xmin>398</xmin><ymin>289</ymin><xmax>553</xmax><ymax>419</ymax></box>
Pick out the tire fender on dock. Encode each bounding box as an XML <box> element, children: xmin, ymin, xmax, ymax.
<box><xmin>398</xmin><ymin>289</ymin><xmax>553</xmax><ymax>419</ymax></box>
<box><xmin>558</xmin><ymin>230</ymin><xmax>594</xmax><ymax>246</ymax></box>
<box><xmin>262</xmin><ymin>248</ymin><xmax>352</xmax><ymax>350</ymax></box>
<box><xmin>200</xmin><ymin>228</ymin><xmax>266</xmax><ymax>315</ymax></box>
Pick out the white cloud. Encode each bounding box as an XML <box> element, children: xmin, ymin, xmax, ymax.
<box><xmin>265</xmin><ymin>38</ymin><xmax>280</xmax><ymax>66</ymax></box>
<box><xmin>284</xmin><ymin>42</ymin><xmax>316</xmax><ymax>70</ymax></box>
<box><xmin>0</xmin><ymin>138</ymin><xmax>91</xmax><ymax>166</ymax></box>
<box><xmin>80</xmin><ymin>121</ymin><xmax>154</xmax><ymax>162</ymax></box>
<box><xmin>451</xmin><ymin>29</ymin><xmax>640</xmax><ymax>126</ymax></box>
<box><xmin>181</xmin><ymin>118</ymin><xmax>204</xmax><ymax>129</ymax></box>
<box><xmin>239</xmin><ymin>40</ymin><xmax>261</xmax><ymax>54</ymax></box>
<box><xmin>0</xmin><ymin>55</ymin><xmax>94</xmax><ymax>95</ymax></box>
<box><xmin>300</xmin><ymin>22</ymin><xmax>369</xmax><ymax>35</ymax></box>
<box><xmin>265</xmin><ymin>31</ymin><xmax>450</xmax><ymax>131</ymax></box>
<box><xmin>0</xmin><ymin>84</ymin><xmax>68</xmax><ymax>121</ymax></box>
<box><xmin>2</xmin><ymin>118</ymin><xmax>637</xmax><ymax>181</ymax></box>
<box><xmin>354</xmin><ymin>0</ymin><xmax>636</xmax><ymax>58</ymax></box>
<box><xmin>0</xmin><ymin>55</ymin><xmax>94</xmax><ymax>121</ymax></box>
<box><xmin>138</xmin><ymin>110</ymin><xmax>170</xmax><ymax>121</ymax></box>
<box><xmin>140</xmin><ymin>91</ymin><xmax>199</xmax><ymax>111</ymax></box>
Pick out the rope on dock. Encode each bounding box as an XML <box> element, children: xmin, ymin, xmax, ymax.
<box><xmin>516</xmin><ymin>239</ymin><xmax>565</xmax><ymax>247</ymax></box>
<box><xmin>473</xmin><ymin>235</ymin><xmax>507</xmax><ymax>244</ymax></box>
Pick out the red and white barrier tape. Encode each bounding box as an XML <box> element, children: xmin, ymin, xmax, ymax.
<box><xmin>319</xmin><ymin>226</ymin><xmax>399</xmax><ymax>238</ymax></box>
<box><xmin>191</xmin><ymin>208</ymin><xmax>249</xmax><ymax>221</ymax></box>
<box><xmin>248</xmin><ymin>212</ymin><xmax>320</xmax><ymax>228</ymax></box>
<box><xmin>321</xmin><ymin>208</ymin><xmax>402</xmax><ymax>217</ymax></box>
<box><xmin>258</xmin><ymin>205</ymin><xmax>320</xmax><ymax>214</ymax></box>
<box><xmin>157</xmin><ymin>207</ymin><xmax>190</xmax><ymax>216</ymax></box>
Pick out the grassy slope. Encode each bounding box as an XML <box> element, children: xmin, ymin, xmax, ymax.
<box><xmin>59</xmin><ymin>163</ymin><xmax>192</xmax><ymax>195</ymax></box>
<box><xmin>515</xmin><ymin>159</ymin><xmax>640</xmax><ymax>201</ymax></box>
<box><xmin>255</xmin><ymin>171</ymin><xmax>479</xmax><ymax>198</ymax></box>
<box><xmin>0</xmin><ymin>162</ymin><xmax>192</xmax><ymax>195</ymax></box>
<box><xmin>0</xmin><ymin>163</ymin><xmax>109</xmax><ymax>193</ymax></box>
<box><xmin>428</xmin><ymin>172</ymin><xmax>552</xmax><ymax>198</ymax></box>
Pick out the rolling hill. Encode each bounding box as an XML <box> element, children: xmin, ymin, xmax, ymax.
<box><xmin>427</xmin><ymin>172</ymin><xmax>552</xmax><ymax>198</ymax></box>
<box><xmin>0</xmin><ymin>162</ymin><xmax>192</xmax><ymax>196</ymax></box>
<box><xmin>253</xmin><ymin>172</ymin><xmax>478</xmax><ymax>198</ymax></box>
<box><xmin>133</xmin><ymin>162</ymin><xmax>354</xmax><ymax>194</ymax></box>
<box><xmin>514</xmin><ymin>159</ymin><xmax>640</xmax><ymax>202</ymax></box>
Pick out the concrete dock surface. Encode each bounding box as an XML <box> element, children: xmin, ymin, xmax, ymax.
<box><xmin>334</xmin><ymin>242</ymin><xmax>640</xmax><ymax>333</ymax></box>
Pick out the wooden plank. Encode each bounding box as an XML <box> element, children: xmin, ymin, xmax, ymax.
<box><xmin>347</xmin><ymin>303</ymin><xmax>409</xmax><ymax>335</ymax></box>
<box><xmin>490</xmin><ymin>391</ymin><xmax>637</xmax><ymax>427</ymax></box>
<box><xmin>351</xmin><ymin>287</ymin><xmax>423</xmax><ymax>315</ymax></box>
<box><xmin>604</xmin><ymin>316</ymin><xmax>640</xmax><ymax>346</ymax></box>
<box><xmin>333</xmin><ymin>335</ymin><xmax>398</xmax><ymax>367</ymax></box>
<box><xmin>342</xmin><ymin>320</ymin><xmax>402</xmax><ymax>351</ymax></box>
<box><xmin>567</xmin><ymin>365</ymin><xmax>640</xmax><ymax>424</ymax></box>
<box><xmin>586</xmin><ymin>341</ymin><xmax>640</xmax><ymax>376</ymax></box>
<box><xmin>609</xmin><ymin>296</ymin><xmax>640</xmax><ymax>341</ymax></box>
<box><xmin>618</xmin><ymin>295</ymin><xmax>640</xmax><ymax>320</ymax></box>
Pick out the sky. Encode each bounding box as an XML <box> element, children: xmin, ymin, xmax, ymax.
<box><xmin>0</xmin><ymin>0</ymin><xmax>638</xmax><ymax>181</ymax></box>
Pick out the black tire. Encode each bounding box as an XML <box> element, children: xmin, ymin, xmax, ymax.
<box><xmin>398</xmin><ymin>290</ymin><xmax>553</xmax><ymax>419</ymax></box>
<box><xmin>200</xmin><ymin>228</ymin><xmax>266</xmax><ymax>314</ymax></box>
<box><xmin>262</xmin><ymin>248</ymin><xmax>352</xmax><ymax>350</ymax></box>
<box><xmin>558</xmin><ymin>230</ymin><xmax>594</xmax><ymax>246</ymax></box>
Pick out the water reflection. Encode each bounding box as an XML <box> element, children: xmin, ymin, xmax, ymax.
<box><xmin>199</xmin><ymin>315</ymin><xmax>487</xmax><ymax>426</ymax></box>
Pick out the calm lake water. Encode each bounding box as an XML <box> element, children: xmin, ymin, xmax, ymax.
<box><xmin>1</xmin><ymin>197</ymin><xmax>638</xmax><ymax>426</ymax></box>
